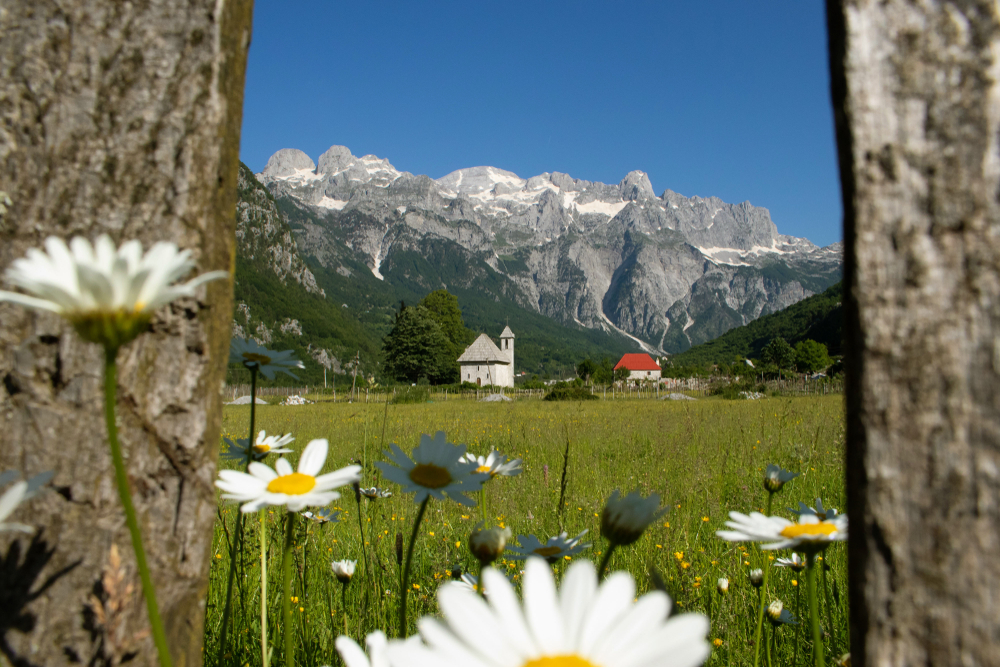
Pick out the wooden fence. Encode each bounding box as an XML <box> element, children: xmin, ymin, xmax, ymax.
<box><xmin>223</xmin><ymin>376</ymin><xmax>842</xmax><ymax>404</ymax></box>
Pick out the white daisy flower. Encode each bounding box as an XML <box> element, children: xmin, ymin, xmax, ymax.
<box><xmin>0</xmin><ymin>481</ymin><xmax>32</xmax><ymax>533</ymax></box>
<box><xmin>359</xmin><ymin>486</ymin><xmax>393</xmax><ymax>500</ymax></box>
<box><xmin>788</xmin><ymin>498</ymin><xmax>839</xmax><ymax>521</ymax></box>
<box><xmin>774</xmin><ymin>553</ymin><xmax>807</xmax><ymax>572</ymax></box>
<box><xmin>717</xmin><ymin>511</ymin><xmax>848</xmax><ymax>553</ymax></box>
<box><xmin>215</xmin><ymin>439</ymin><xmax>361</xmax><ymax>512</ymax></box>
<box><xmin>717</xmin><ymin>578</ymin><xmax>729</xmax><ymax>595</ymax></box>
<box><xmin>229</xmin><ymin>337</ymin><xmax>305</xmax><ymax>380</ymax></box>
<box><xmin>0</xmin><ymin>470</ymin><xmax>54</xmax><ymax>501</ymax></box>
<box><xmin>335</xmin><ymin>630</ymin><xmax>389</xmax><ymax>667</ymax></box>
<box><xmin>332</xmin><ymin>559</ymin><xmax>357</xmax><ymax>583</ymax></box>
<box><xmin>460</xmin><ymin>450</ymin><xmax>523</xmax><ymax>478</ymax></box>
<box><xmin>301</xmin><ymin>508</ymin><xmax>341</xmax><ymax>524</ymax></box>
<box><xmin>601</xmin><ymin>490</ymin><xmax>667</xmax><ymax>546</ymax></box>
<box><xmin>507</xmin><ymin>530</ymin><xmax>591</xmax><ymax>564</ymax></box>
<box><xmin>0</xmin><ymin>235</ymin><xmax>227</xmax><ymax>348</ymax></box>
<box><xmin>375</xmin><ymin>431</ymin><xmax>488</xmax><ymax>506</ymax></box>
<box><xmin>389</xmin><ymin>558</ymin><xmax>711</xmax><ymax>667</ymax></box>
<box><xmin>221</xmin><ymin>430</ymin><xmax>295</xmax><ymax>464</ymax></box>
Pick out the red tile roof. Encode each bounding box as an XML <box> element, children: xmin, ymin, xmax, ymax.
<box><xmin>614</xmin><ymin>353</ymin><xmax>660</xmax><ymax>371</ymax></box>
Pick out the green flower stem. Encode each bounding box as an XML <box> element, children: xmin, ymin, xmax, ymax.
<box><xmin>103</xmin><ymin>348</ymin><xmax>173</xmax><ymax>667</ymax></box>
<box><xmin>597</xmin><ymin>544</ymin><xmax>617</xmax><ymax>580</ymax></box>
<box><xmin>282</xmin><ymin>511</ymin><xmax>297</xmax><ymax>667</ymax></box>
<box><xmin>752</xmin><ymin>494</ymin><xmax>776</xmax><ymax>667</ymax></box>
<box><xmin>765</xmin><ymin>623</ymin><xmax>773</xmax><ymax>667</ymax></box>
<box><xmin>355</xmin><ymin>493</ymin><xmax>373</xmax><ymax>611</ymax></box>
<box><xmin>821</xmin><ymin>556</ymin><xmax>836</xmax><ymax>654</ymax></box>
<box><xmin>793</xmin><ymin>578</ymin><xmax>802</xmax><ymax>667</ymax></box>
<box><xmin>342</xmin><ymin>582</ymin><xmax>349</xmax><ymax>635</ymax></box>
<box><xmin>260</xmin><ymin>509</ymin><xmax>269</xmax><ymax>667</ymax></box>
<box><xmin>806</xmin><ymin>552</ymin><xmax>825</xmax><ymax>667</ymax></box>
<box><xmin>399</xmin><ymin>496</ymin><xmax>430</xmax><ymax>637</ymax></box>
<box><xmin>480</xmin><ymin>486</ymin><xmax>489</xmax><ymax>526</ymax></box>
<box><xmin>218</xmin><ymin>367</ymin><xmax>256</xmax><ymax>665</ymax></box>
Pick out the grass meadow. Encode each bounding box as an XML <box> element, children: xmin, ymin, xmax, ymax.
<box><xmin>205</xmin><ymin>394</ymin><xmax>847</xmax><ymax>667</ymax></box>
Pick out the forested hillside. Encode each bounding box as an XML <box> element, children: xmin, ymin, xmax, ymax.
<box><xmin>666</xmin><ymin>282</ymin><xmax>842</xmax><ymax>367</ymax></box>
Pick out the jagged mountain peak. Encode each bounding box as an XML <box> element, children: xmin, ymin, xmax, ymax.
<box><xmin>618</xmin><ymin>171</ymin><xmax>655</xmax><ymax>200</ymax></box>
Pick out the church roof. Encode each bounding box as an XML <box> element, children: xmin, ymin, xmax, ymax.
<box><xmin>500</xmin><ymin>325</ymin><xmax>515</xmax><ymax>338</ymax></box>
<box><xmin>457</xmin><ymin>333</ymin><xmax>510</xmax><ymax>364</ymax></box>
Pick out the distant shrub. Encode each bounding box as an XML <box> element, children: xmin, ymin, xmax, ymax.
<box><xmin>543</xmin><ymin>386</ymin><xmax>599</xmax><ymax>401</ymax></box>
<box><xmin>392</xmin><ymin>386</ymin><xmax>430</xmax><ymax>404</ymax></box>
<box><xmin>709</xmin><ymin>380</ymin><xmax>766</xmax><ymax>400</ymax></box>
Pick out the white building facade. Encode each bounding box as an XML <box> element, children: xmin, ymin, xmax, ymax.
<box><xmin>457</xmin><ymin>326</ymin><xmax>514</xmax><ymax>387</ymax></box>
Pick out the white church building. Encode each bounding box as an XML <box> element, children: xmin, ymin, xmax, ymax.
<box><xmin>457</xmin><ymin>326</ymin><xmax>514</xmax><ymax>387</ymax></box>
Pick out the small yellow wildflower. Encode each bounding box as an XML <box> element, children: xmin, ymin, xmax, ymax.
<box><xmin>702</xmin><ymin>516</ymin><xmax>710</xmax><ymax>522</ymax></box>
<box><xmin>792</xmin><ymin>580</ymin><xmax>798</xmax><ymax>586</ymax></box>
<box><xmin>713</xmin><ymin>639</ymin><xmax>724</xmax><ymax>647</ymax></box>
<box><xmin>681</xmin><ymin>561</ymin><xmax>691</xmax><ymax>569</ymax></box>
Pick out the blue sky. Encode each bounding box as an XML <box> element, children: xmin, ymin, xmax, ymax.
<box><xmin>241</xmin><ymin>2</ymin><xmax>841</xmax><ymax>247</ymax></box>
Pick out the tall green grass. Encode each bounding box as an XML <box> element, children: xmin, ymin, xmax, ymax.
<box><xmin>206</xmin><ymin>395</ymin><xmax>846</xmax><ymax>667</ymax></box>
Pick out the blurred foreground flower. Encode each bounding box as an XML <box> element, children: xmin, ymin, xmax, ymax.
<box><xmin>359</xmin><ymin>486</ymin><xmax>393</xmax><ymax>500</ymax></box>
<box><xmin>775</xmin><ymin>553</ymin><xmax>807</xmax><ymax>572</ymax></box>
<box><xmin>762</xmin><ymin>464</ymin><xmax>800</xmax><ymax>494</ymax></box>
<box><xmin>301</xmin><ymin>508</ymin><xmax>341</xmax><ymax>524</ymax></box>
<box><xmin>460</xmin><ymin>450</ymin><xmax>523</xmax><ymax>478</ymax></box>
<box><xmin>376</xmin><ymin>431</ymin><xmax>487</xmax><ymax>506</ymax></box>
<box><xmin>386</xmin><ymin>558</ymin><xmax>710</xmax><ymax>667</ymax></box>
<box><xmin>507</xmin><ymin>529</ymin><xmax>591</xmax><ymax>563</ymax></box>
<box><xmin>229</xmin><ymin>337</ymin><xmax>304</xmax><ymax>380</ymax></box>
<box><xmin>788</xmin><ymin>497</ymin><xmax>839</xmax><ymax>521</ymax></box>
<box><xmin>222</xmin><ymin>430</ymin><xmax>294</xmax><ymax>464</ymax></box>
<box><xmin>0</xmin><ymin>235</ymin><xmax>227</xmax><ymax>349</ymax></box>
<box><xmin>717</xmin><ymin>511</ymin><xmax>848</xmax><ymax>553</ymax></box>
<box><xmin>0</xmin><ymin>481</ymin><xmax>31</xmax><ymax>533</ymax></box>
<box><xmin>216</xmin><ymin>439</ymin><xmax>361</xmax><ymax>512</ymax></box>
<box><xmin>332</xmin><ymin>560</ymin><xmax>356</xmax><ymax>584</ymax></box>
<box><xmin>601</xmin><ymin>489</ymin><xmax>666</xmax><ymax>546</ymax></box>
<box><xmin>468</xmin><ymin>523</ymin><xmax>511</xmax><ymax>565</ymax></box>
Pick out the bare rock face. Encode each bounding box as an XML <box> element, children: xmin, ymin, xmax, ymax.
<box><xmin>256</xmin><ymin>143</ymin><xmax>842</xmax><ymax>353</ymax></box>
<box><xmin>0</xmin><ymin>1</ymin><xmax>251</xmax><ymax>665</ymax></box>
<box><xmin>261</xmin><ymin>148</ymin><xmax>316</xmax><ymax>180</ymax></box>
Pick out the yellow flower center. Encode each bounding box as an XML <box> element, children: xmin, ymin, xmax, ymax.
<box><xmin>242</xmin><ymin>352</ymin><xmax>272</xmax><ymax>365</ymax></box>
<box><xmin>253</xmin><ymin>444</ymin><xmax>271</xmax><ymax>454</ymax></box>
<box><xmin>780</xmin><ymin>522</ymin><xmax>837</xmax><ymax>539</ymax></box>
<box><xmin>475</xmin><ymin>465</ymin><xmax>492</xmax><ymax>474</ymax></box>
<box><xmin>409</xmin><ymin>464</ymin><xmax>452</xmax><ymax>489</ymax></box>
<box><xmin>533</xmin><ymin>546</ymin><xmax>562</xmax><ymax>557</ymax></box>
<box><xmin>523</xmin><ymin>656</ymin><xmax>598</xmax><ymax>667</ymax></box>
<box><xmin>266</xmin><ymin>472</ymin><xmax>316</xmax><ymax>495</ymax></box>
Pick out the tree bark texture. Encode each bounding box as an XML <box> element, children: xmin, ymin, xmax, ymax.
<box><xmin>0</xmin><ymin>1</ymin><xmax>252</xmax><ymax>665</ymax></box>
<box><xmin>829</xmin><ymin>1</ymin><xmax>1000</xmax><ymax>665</ymax></box>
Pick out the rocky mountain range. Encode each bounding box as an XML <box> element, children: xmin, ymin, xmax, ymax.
<box><xmin>253</xmin><ymin>145</ymin><xmax>842</xmax><ymax>355</ymax></box>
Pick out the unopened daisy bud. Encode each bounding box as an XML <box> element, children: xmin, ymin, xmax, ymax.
<box><xmin>468</xmin><ymin>523</ymin><xmax>512</xmax><ymax>565</ymax></box>
<box><xmin>835</xmin><ymin>653</ymin><xmax>852</xmax><ymax>667</ymax></box>
<box><xmin>766</xmin><ymin>599</ymin><xmax>783</xmax><ymax>624</ymax></box>
<box><xmin>763</xmin><ymin>464</ymin><xmax>800</xmax><ymax>494</ymax></box>
<box><xmin>750</xmin><ymin>569</ymin><xmax>764</xmax><ymax>587</ymax></box>
<box><xmin>332</xmin><ymin>559</ymin><xmax>356</xmax><ymax>584</ymax></box>
<box><xmin>717</xmin><ymin>577</ymin><xmax>729</xmax><ymax>595</ymax></box>
<box><xmin>600</xmin><ymin>489</ymin><xmax>666</xmax><ymax>547</ymax></box>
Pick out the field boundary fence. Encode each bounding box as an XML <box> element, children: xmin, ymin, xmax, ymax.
<box><xmin>223</xmin><ymin>376</ymin><xmax>842</xmax><ymax>404</ymax></box>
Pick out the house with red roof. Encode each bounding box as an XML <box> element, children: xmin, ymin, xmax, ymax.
<box><xmin>614</xmin><ymin>353</ymin><xmax>661</xmax><ymax>382</ymax></box>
